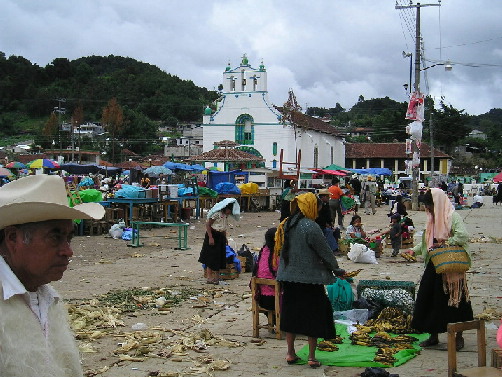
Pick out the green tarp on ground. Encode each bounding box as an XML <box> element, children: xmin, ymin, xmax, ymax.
<box><xmin>295</xmin><ymin>323</ymin><xmax>429</xmax><ymax>367</ymax></box>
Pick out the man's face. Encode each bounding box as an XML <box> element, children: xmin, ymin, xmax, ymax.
<box><xmin>6</xmin><ymin>219</ymin><xmax>74</xmax><ymax>291</ymax></box>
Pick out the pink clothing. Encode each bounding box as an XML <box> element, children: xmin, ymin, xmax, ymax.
<box><xmin>425</xmin><ymin>188</ymin><xmax>454</xmax><ymax>249</ymax></box>
<box><xmin>498</xmin><ymin>319</ymin><xmax>502</xmax><ymax>348</ymax></box>
<box><xmin>256</xmin><ymin>246</ymin><xmax>278</xmax><ymax>296</ymax></box>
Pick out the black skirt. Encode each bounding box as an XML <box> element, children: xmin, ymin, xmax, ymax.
<box><xmin>411</xmin><ymin>261</ymin><xmax>473</xmax><ymax>334</ymax></box>
<box><xmin>280</xmin><ymin>282</ymin><xmax>336</xmax><ymax>339</ymax></box>
<box><xmin>198</xmin><ymin>230</ymin><xmax>227</xmax><ymax>271</ymax></box>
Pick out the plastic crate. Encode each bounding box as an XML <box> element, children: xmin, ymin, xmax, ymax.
<box><xmin>356</xmin><ymin>280</ymin><xmax>415</xmax><ymax>299</ymax></box>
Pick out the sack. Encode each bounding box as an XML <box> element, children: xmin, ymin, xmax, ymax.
<box><xmin>326</xmin><ymin>278</ymin><xmax>354</xmax><ymax>312</ymax></box>
<box><xmin>347</xmin><ymin>243</ymin><xmax>378</xmax><ymax>264</ymax></box>
<box><xmin>429</xmin><ymin>245</ymin><xmax>470</xmax><ymax>274</ymax></box>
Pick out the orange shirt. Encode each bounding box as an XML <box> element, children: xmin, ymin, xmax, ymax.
<box><xmin>328</xmin><ymin>185</ymin><xmax>343</xmax><ymax>199</ymax></box>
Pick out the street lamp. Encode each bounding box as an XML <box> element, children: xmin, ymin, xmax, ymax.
<box><xmin>402</xmin><ymin>51</ymin><xmax>412</xmax><ymax>93</ymax></box>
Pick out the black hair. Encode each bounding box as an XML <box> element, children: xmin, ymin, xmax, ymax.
<box><xmin>350</xmin><ymin>215</ymin><xmax>362</xmax><ymax>225</ymax></box>
<box><xmin>262</xmin><ymin>227</ymin><xmax>277</xmax><ymax>277</ymax></box>
<box><xmin>423</xmin><ymin>189</ymin><xmax>434</xmax><ymax>207</ymax></box>
<box><xmin>264</xmin><ymin>227</ymin><xmax>276</xmax><ymax>251</ymax></box>
<box><xmin>391</xmin><ymin>214</ymin><xmax>401</xmax><ymax>222</ymax></box>
<box><xmin>395</xmin><ymin>195</ymin><xmax>403</xmax><ymax>203</ymax></box>
<box><xmin>224</xmin><ymin>203</ymin><xmax>234</xmax><ymax>212</ymax></box>
<box><xmin>332</xmin><ymin>177</ymin><xmax>340</xmax><ymax>185</ymax></box>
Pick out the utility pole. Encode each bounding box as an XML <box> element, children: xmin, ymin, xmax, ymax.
<box><xmin>54</xmin><ymin>98</ymin><xmax>66</xmax><ymax>163</ymax></box>
<box><xmin>429</xmin><ymin>112</ymin><xmax>434</xmax><ymax>182</ymax></box>
<box><xmin>396</xmin><ymin>1</ymin><xmax>440</xmax><ymax>210</ymax></box>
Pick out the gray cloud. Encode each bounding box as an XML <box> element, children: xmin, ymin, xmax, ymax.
<box><xmin>1</xmin><ymin>0</ymin><xmax>501</xmax><ymax>115</ymax></box>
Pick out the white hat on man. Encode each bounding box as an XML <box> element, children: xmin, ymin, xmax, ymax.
<box><xmin>0</xmin><ymin>174</ymin><xmax>105</xmax><ymax>230</ymax></box>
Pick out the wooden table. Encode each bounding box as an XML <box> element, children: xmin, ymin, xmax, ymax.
<box><xmin>104</xmin><ymin>197</ymin><xmax>183</xmax><ymax>226</ymax></box>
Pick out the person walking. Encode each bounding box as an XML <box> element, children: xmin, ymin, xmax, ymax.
<box><xmin>199</xmin><ymin>198</ymin><xmax>240</xmax><ymax>284</ymax></box>
<box><xmin>361</xmin><ymin>176</ymin><xmax>377</xmax><ymax>215</ymax></box>
<box><xmin>274</xmin><ymin>192</ymin><xmax>345</xmax><ymax>368</ymax></box>
<box><xmin>409</xmin><ymin>188</ymin><xmax>473</xmax><ymax>350</ymax></box>
<box><xmin>348</xmin><ymin>175</ymin><xmax>362</xmax><ymax>213</ymax></box>
<box><xmin>0</xmin><ymin>175</ymin><xmax>105</xmax><ymax>377</ymax></box>
<box><xmin>328</xmin><ymin>178</ymin><xmax>345</xmax><ymax>229</ymax></box>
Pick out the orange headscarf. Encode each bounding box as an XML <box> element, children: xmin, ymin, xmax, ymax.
<box><xmin>273</xmin><ymin>192</ymin><xmax>318</xmax><ymax>268</ymax></box>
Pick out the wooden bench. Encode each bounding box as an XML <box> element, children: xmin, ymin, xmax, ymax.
<box><xmin>128</xmin><ymin>221</ymin><xmax>190</xmax><ymax>250</ymax></box>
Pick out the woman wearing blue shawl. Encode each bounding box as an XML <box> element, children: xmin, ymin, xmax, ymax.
<box><xmin>198</xmin><ymin>198</ymin><xmax>240</xmax><ymax>284</ymax></box>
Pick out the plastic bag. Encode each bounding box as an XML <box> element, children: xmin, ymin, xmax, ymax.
<box><xmin>326</xmin><ymin>278</ymin><xmax>354</xmax><ymax>311</ymax></box>
<box><xmin>347</xmin><ymin>243</ymin><xmax>378</xmax><ymax>264</ymax></box>
<box><xmin>333</xmin><ymin>309</ymin><xmax>369</xmax><ymax>325</ymax></box>
<box><xmin>352</xmin><ymin>297</ymin><xmax>384</xmax><ymax>320</ymax></box>
<box><xmin>121</xmin><ymin>228</ymin><xmax>137</xmax><ymax>241</ymax></box>
<box><xmin>109</xmin><ymin>221</ymin><xmax>125</xmax><ymax>239</ymax></box>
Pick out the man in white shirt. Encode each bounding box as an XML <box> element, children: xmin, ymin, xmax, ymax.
<box><xmin>0</xmin><ymin>175</ymin><xmax>104</xmax><ymax>377</ymax></box>
<box><xmin>471</xmin><ymin>192</ymin><xmax>484</xmax><ymax>208</ymax></box>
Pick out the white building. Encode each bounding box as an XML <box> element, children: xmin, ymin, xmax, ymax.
<box><xmin>202</xmin><ymin>55</ymin><xmax>345</xmax><ymax>172</ymax></box>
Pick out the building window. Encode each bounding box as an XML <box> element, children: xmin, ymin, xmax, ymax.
<box><xmin>314</xmin><ymin>146</ymin><xmax>319</xmax><ymax>168</ymax></box>
<box><xmin>272</xmin><ymin>159</ymin><xmax>277</xmax><ymax>168</ymax></box>
<box><xmin>330</xmin><ymin>147</ymin><xmax>334</xmax><ymax>164</ymax></box>
<box><xmin>273</xmin><ymin>142</ymin><xmax>277</xmax><ymax>156</ymax></box>
<box><xmin>235</xmin><ymin>114</ymin><xmax>254</xmax><ymax>145</ymax></box>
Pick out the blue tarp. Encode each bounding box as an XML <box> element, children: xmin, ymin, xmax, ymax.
<box><xmin>215</xmin><ymin>182</ymin><xmax>241</xmax><ymax>195</ymax></box>
<box><xmin>163</xmin><ymin>162</ymin><xmax>198</xmax><ymax>171</ymax></box>
<box><xmin>350</xmin><ymin>168</ymin><xmax>393</xmax><ymax>176</ymax></box>
<box><xmin>114</xmin><ymin>184</ymin><xmax>147</xmax><ymax>198</ymax></box>
<box><xmin>207</xmin><ymin>170</ymin><xmax>249</xmax><ymax>190</ymax></box>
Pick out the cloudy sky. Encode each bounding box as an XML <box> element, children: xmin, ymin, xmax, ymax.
<box><xmin>1</xmin><ymin>0</ymin><xmax>501</xmax><ymax>116</ymax></box>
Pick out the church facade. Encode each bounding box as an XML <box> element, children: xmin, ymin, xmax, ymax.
<box><xmin>202</xmin><ymin>55</ymin><xmax>345</xmax><ymax>171</ymax></box>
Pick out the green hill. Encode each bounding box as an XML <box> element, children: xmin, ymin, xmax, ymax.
<box><xmin>0</xmin><ymin>53</ymin><xmax>218</xmax><ymax>155</ymax></box>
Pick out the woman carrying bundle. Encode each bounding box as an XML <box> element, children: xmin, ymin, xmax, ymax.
<box><xmin>409</xmin><ymin>188</ymin><xmax>472</xmax><ymax>350</ymax></box>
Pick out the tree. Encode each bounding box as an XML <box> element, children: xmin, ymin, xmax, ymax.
<box><xmin>38</xmin><ymin>112</ymin><xmax>59</xmax><ymax>149</ymax></box>
<box><xmin>431</xmin><ymin>101</ymin><xmax>470</xmax><ymax>152</ymax></box>
<box><xmin>102</xmin><ymin>98</ymin><xmax>124</xmax><ymax>161</ymax></box>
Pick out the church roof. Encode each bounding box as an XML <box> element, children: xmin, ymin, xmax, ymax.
<box><xmin>275</xmin><ymin>107</ymin><xmax>341</xmax><ymax>136</ymax></box>
<box><xmin>185</xmin><ymin>147</ymin><xmax>265</xmax><ymax>163</ymax></box>
<box><xmin>345</xmin><ymin>143</ymin><xmax>451</xmax><ymax>159</ymax></box>
<box><xmin>214</xmin><ymin>140</ymin><xmax>239</xmax><ymax>147</ymax></box>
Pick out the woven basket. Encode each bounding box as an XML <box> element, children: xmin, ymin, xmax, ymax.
<box><xmin>429</xmin><ymin>246</ymin><xmax>470</xmax><ymax>274</ymax></box>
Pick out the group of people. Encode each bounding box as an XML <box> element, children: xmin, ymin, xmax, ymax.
<box><xmin>241</xmin><ymin>183</ymin><xmax>476</xmax><ymax>366</ymax></box>
<box><xmin>0</xmin><ymin>172</ymin><xmax>486</xmax><ymax>374</ymax></box>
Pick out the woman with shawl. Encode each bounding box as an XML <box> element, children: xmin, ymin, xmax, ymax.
<box><xmin>274</xmin><ymin>192</ymin><xmax>345</xmax><ymax>368</ymax></box>
<box><xmin>198</xmin><ymin>198</ymin><xmax>240</xmax><ymax>284</ymax></box>
<box><xmin>410</xmin><ymin>188</ymin><xmax>472</xmax><ymax>350</ymax></box>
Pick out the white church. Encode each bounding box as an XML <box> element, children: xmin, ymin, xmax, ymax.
<box><xmin>202</xmin><ymin>54</ymin><xmax>345</xmax><ymax>174</ymax></box>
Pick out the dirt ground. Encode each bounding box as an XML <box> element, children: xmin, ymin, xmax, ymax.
<box><xmin>54</xmin><ymin>199</ymin><xmax>502</xmax><ymax>377</ymax></box>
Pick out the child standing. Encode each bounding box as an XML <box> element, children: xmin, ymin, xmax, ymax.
<box><xmin>387</xmin><ymin>214</ymin><xmax>402</xmax><ymax>256</ymax></box>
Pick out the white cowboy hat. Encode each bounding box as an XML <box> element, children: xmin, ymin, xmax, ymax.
<box><xmin>0</xmin><ymin>175</ymin><xmax>105</xmax><ymax>230</ymax></box>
